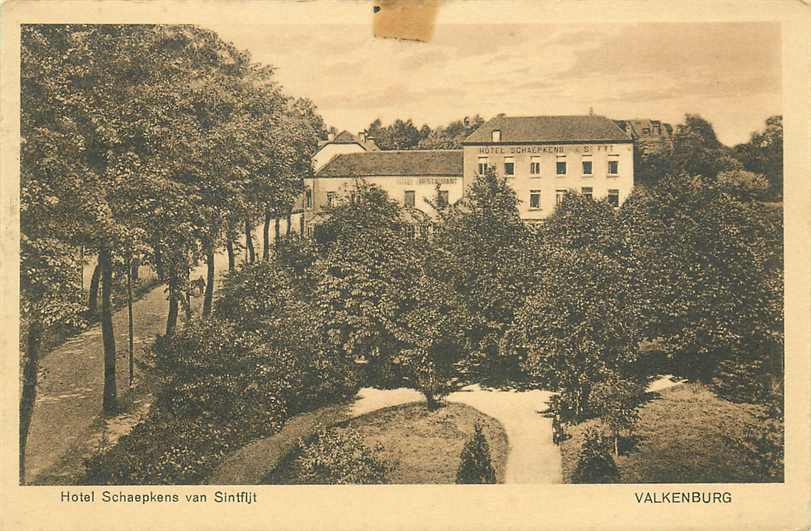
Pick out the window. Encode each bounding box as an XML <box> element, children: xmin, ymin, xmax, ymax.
<box><xmin>478</xmin><ymin>157</ymin><xmax>488</xmax><ymax>175</ymax></box>
<box><xmin>305</xmin><ymin>188</ymin><xmax>313</xmax><ymax>209</ymax></box>
<box><xmin>556</xmin><ymin>157</ymin><xmax>567</xmax><ymax>175</ymax></box>
<box><xmin>556</xmin><ymin>189</ymin><xmax>566</xmax><ymax>205</ymax></box>
<box><xmin>437</xmin><ymin>190</ymin><xmax>449</xmax><ymax>208</ymax></box>
<box><xmin>608</xmin><ymin>157</ymin><xmax>619</xmax><ymax>176</ymax></box>
<box><xmin>530</xmin><ymin>156</ymin><xmax>541</xmax><ymax>176</ymax></box>
<box><xmin>582</xmin><ymin>159</ymin><xmax>593</xmax><ymax>176</ymax></box>
<box><xmin>492</xmin><ymin>130</ymin><xmax>501</xmax><ymax>142</ymax></box>
<box><xmin>581</xmin><ymin>187</ymin><xmax>593</xmax><ymax>200</ymax></box>
<box><xmin>608</xmin><ymin>189</ymin><xmax>619</xmax><ymax>207</ymax></box>
<box><xmin>504</xmin><ymin>157</ymin><xmax>515</xmax><ymax>176</ymax></box>
<box><xmin>404</xmin><ymin>190</ymin><xmax>415</xmax><ymax>208</ymax></box>
<box><xmin>326</xmin><ymin>192</ymin><xmax>336</xmax><ymax>207</ymax></box>
<box><xmin>404</xmin><ymin>224</ymin><xmax>416</xmax><ymax>240</ymax></box>
<box><xmin>529</xmin><ymin>190</ymin><xmax>541</xmax><ymax>210</ymax></box>
<box><xmin>642</xmin><ymin>127</ymin><xmax>651</xmax><ymax>135</ymax></box>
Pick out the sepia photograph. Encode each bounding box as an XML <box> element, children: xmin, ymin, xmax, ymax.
<box><xmin>16</xmin><ymin>13</ymin><xmax>791</xmax><ymax>492</ymax></box>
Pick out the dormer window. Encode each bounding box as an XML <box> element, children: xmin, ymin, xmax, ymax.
<box><xmin>491</xmin><ymin>130</ymin><xmax>501</xmax><ymax>142</ymax></box>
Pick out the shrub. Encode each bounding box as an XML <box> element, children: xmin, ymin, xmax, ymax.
<box><xmin>295</xmin><ymin>428</ymin><xmax>389</xmax><ymax>484</ymax></box>
<box><xmin>213</xmin><ymin>262</ymin><xmax>299</xmax><ymax>331</ymax></box>
<box><xmin>571</xmin><ymin>427</ymin><xmax>620</xmax><ymax>484</ymax></box>
<box><xmin>589</xmin><ymin>375</ymin><xmax>644</xmax><ymax>456</ymax></box>
<box><xmin>456</xmin><ymin>422</ymin><xmax>496</xmax><ymax>484</ymax></box>
<box><xmin>711</xmin><ymin>357</ymin><xmax>773</xmax><ymax>404</ymax></box>
<box><xmin>273</xmin><ymin>234</ymin><xmax>321</xmax><ymax>294</ymax></box>
<box><xmin>83</xmin><ymin>410</ymin><xmax>247</xmax><ymax>485</ymax></box>
<box><xmin>726</xmin><ymin>392</ymin><xmax>784</xmax><ymax>482</ymax></box>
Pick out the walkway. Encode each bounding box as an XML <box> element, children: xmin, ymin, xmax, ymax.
<box><xmin>25</xmin><ymin>217</ymin><xmax>302</xmax><ymax>485</ymax></box>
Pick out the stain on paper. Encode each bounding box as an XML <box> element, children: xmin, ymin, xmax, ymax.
<box><xmin>372</xmin><ymin>0</ymin><xmax>440</xmax><ymax>43</ymax></box>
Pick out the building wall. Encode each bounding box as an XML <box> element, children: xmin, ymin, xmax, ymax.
<box><xmin>304</xmin><ymin>174</ymin><xmax>464</xmax><ymax>224</ymax></box>
<box><xmin>462</xmin><ymin>142</ymin><xmax>634</xmax><ymax>220</ymax></box>
<box><xmin>312</xmin><ymin>143</ymin><xmax>367</xmax><ymax>172</ymax></box>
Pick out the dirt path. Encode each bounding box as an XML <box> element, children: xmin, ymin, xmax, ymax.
<box><xmin>25</xmin><ymin>217</ymin><xmax>303</xmax><ymax>485</ymax></box>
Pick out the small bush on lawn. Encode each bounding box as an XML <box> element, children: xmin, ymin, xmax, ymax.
<box><xmin>571</xmin><ymin>427</ymin><xmax>620</xmax><ymax>484</ymax></box>
<box><xmin>456</xmin><ymin>421</ymin><xmax>496</xmax><ymax>484</ymax></box>
<box><xmin>296</xmin><ymin>428</ymin><xmax>389</xmax><ymax>484</ymax></box>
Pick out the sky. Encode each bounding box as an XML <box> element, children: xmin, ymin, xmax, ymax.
<box><xmin>208</xmin><ymin>22</ymin><xmax>781</xmax><ymax>146</ymax></box>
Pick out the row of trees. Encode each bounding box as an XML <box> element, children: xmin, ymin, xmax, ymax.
<box><xmin>636</xmin><ymin>114</ymin><xmax>783</xmax><ymax>199</ymax></box>
<box><xmin>362</xmin><ymin>115</ymin><xmax>486</xmax><ymax>150</ymax></box>
<box><xmin>20</xmin><ymin>24</ymin><xmax>325</xmax><ymax>482</ymax></box>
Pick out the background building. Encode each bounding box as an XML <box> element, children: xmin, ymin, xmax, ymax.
<box><xmin>312</xmin><ymin>130</ymin><xmax>380</xmax><ymax>172</ymax></box>
<box><xmin>462</xmin><ymin>114</ymin><xmax>635</xmax><ymax>221</ymax></box>
<box><xmin>614</xmin><ymin>118</ymin><xmax>674</xmax><ymax>152</ymax></box>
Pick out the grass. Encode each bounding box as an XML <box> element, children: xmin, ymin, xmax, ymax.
<box><xmin>560</xmin><ymin>382</ymin><xmax>774</xmax><ymax>483</ymax></box>
<box><xmin>266</xmin><ymin>401</ymin><xmax>509</xmax><ymax>484</ymax></box>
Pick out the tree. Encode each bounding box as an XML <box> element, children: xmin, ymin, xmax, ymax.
<box><xmin>671</xmin><ymin>114</ymin><xmax>741</xmax><ymax>180</ymax></box>
<box><xmin>571</xmin><ymin>427</ymin><xmax>620</xmax><ymax>483</ymax></box>
<box><xmin>589</xmin><ymin>374</ymin><xmax>644</xmax><ymax>456</ymax></box>
<box><xmin>539</xmin><ymin>191</ymin><xmax>623</xmax><ymax>258</ymax></box>
<box><xmin>618</xmin><ymin>174</ymin><xmax>783</xmax><ymax>384</ymax></box>
<box><xmin>19</xmin><ymin>235</ymin><xmax>85</xmax><ymax>483</ymax></box>
<box><xmin>733</xmin><ymin>115</ymin><xmax>783</xmax><ymax>199</ymax></box>
<box><xmin>503</xmin><ymin>248</ymin><xmax>641</xmax><ymax>418</ymax></box>
<box><xmin>456</xmin><ymin>422</ymin><xmax>496</xmax><ymax>484</ymax></box>
<box><xmin>431</xmin><ymin>168</ymin><xmax>537</xmax><ymax>380</ymax></box>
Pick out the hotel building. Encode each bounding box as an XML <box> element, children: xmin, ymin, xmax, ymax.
<box><xmin>302</xmin><ymin>114</ymin><xmax>635</xmax><ymax>232</ymax></box>
<box><xmin>461</xmin><ymin>114</ymin><xmax>635</xmax><ymax>222</ymax></box>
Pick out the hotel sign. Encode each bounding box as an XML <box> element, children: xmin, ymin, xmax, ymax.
<box><xmin>478</xmin><ymin>144</ymin><xmax>618</xmax><ymax>154</ymax></box>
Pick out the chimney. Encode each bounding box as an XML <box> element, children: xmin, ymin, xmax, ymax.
<box><xmin>589</xmin><ymin>106</ymin><xmax>594</xmax><ymax>116</ymax></box>
<box><xmin>328</xmin><ymin>132</ymin><xmax>335</xmax><ymax>141</ymax></box>
<box><xmin>358</xmin><ymin>131</ymin><xmax>367</xmax><ymax>143</ymax></box>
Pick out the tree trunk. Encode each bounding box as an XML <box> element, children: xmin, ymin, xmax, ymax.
<box><xmin>19</xmin><ymin>322</ymin><xmax>41</xmax><ymax>485</ymax></box>
<box><xmin>130</xmin><ymin>257</ymin><xmax>140</xmax><ymax>282</ymax></box>
<box><xmin>88</xmin><ymin>260</ymin><xmax>101</xmax><ymax>316</ymax></box>
<box><xmin>99</xmin><ymin>246</ymin><xmax>117</xmax><ymax>416</ymax></box>
<box><xmin>274</xmin><ymin>217</ymin><xmax>281</xmax><ymax>242</ymax></box>
<box><xmin>226</xmin><ymin>238</ymin><xmax>235</xmax><ymax>272</ymax></box>
<box><xmin>263</xmin><ymin>208</ymin><xmax>271</xmax><ymax>261</ymax></box>
<box><xmin>245</xmin><ymin>220</ymin><xmax>255</xmax><ymax>264</ymax></box>
<box><xmin>614</xmin><ymin>433</ymin><xmax>619</xmax><ymax>456</ymax></box>
<box><xmin>286</xmin><ymin>210</ymin><xmax>292</xmax><ymax>236</ymax></box>
<box><xmin>166</xmin><ymin>274</ymin><xmax>179</xmax><ymax>337</ymax></box>
<box><xmin>299</xmin><ymin>213</ymin><xmax>305</xmax><ymax>234</ymax></box>
<box><xmin>127</xmin><ymin>263</ymin><xmax>134</xmax><ymax>388</ymax></box>
<box><xmin>203</xmin><ymin>247</ymin><xmax>215</xmax><ymax>318</ymax></box>
<box><xmin>154</xmin><ymin>243</ymin><xmax>164</xmax><ymax>280</ymax></box>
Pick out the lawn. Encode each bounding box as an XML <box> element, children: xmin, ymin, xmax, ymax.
<box><xmin>266</xmin><ymin>401</ymin><xmax>509</xmax><ymax>484</ymax></box>
<box><xmin>560</xmin><ymin>382</ymin><xmax>777</xmax><ymax>483</ymax></box>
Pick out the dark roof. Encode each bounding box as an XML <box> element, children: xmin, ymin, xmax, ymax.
<box><xmin>315</xmin><ymin>150</ymin><xmax>463</xmax><ymax>178</ymax></box>
<box><xmin>463</xmin><ymin>115</ymin><xmax>632</xmax><ymax>144</ymax></box>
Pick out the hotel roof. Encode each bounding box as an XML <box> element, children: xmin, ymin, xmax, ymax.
<box><xmin>315</xmin><ymin>150</ymin><xmax>463</xmax><ymax>178</ymax></box>
<box><xmin>462</xmin><ymin>115</ymin><xmax>632</xmax><ymax>144</ymax></box>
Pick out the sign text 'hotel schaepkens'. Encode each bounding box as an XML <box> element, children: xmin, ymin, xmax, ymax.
<box><xmin>478</xmin><ymin>144</ymin><xmax>619</xmax><ymax>154</ymax></box>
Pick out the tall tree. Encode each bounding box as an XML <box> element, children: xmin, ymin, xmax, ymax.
<box><xmin>733</xmin><ymin>115</ymin><xmax>783</xmax><ymax>199</ymax></box>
